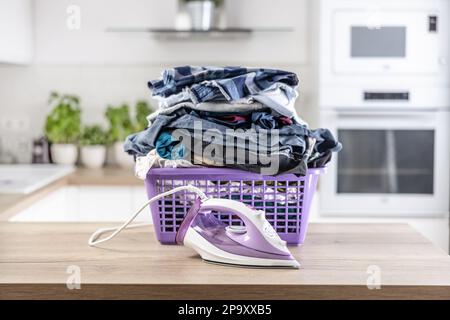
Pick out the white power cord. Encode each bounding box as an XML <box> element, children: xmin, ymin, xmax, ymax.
<box><xmin>88</xmin><ymin>185</ymin><xmax>208</xmax><ymax>247</ymax></box>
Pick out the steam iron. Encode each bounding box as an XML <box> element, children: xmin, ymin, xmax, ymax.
<box><xmin>88</xmin><ymin>185</ymin><xmax>300</xmax><ymax>269</ymax></box>
<box><xmin>176</xmin><ymin>198</ymin><xmax>300</xmax><ymax>269</ymax></box>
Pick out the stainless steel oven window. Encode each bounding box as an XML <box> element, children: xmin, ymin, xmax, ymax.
<box><xmin>351</xmin><ymin>26</ymin><xmax>406</xmax><ymax>57</ymax></box>
<box><xmin>337</xmin><ymin>129</ymin><xmax>434</xmax><ymax>194</ymax></box>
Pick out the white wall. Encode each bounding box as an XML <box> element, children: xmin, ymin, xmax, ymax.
<box><xmin>34</xmin><ymin>0</ymin><xmax>310</xmax><ymax>65</ymax></box>
<box><xmin>0</xmin><ymin>0</ymin><xmax>33</xmax><ymax>64</ymax></box>
<box><xmin>0</xmin><ymin>0</ymin><xmax>314</xmax><ymax>162</ymax></box>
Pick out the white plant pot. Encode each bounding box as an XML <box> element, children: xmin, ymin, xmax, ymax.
<box><xmin>114</xmin><ymin>141</ymin><xmax>134</xmax><ymax>169</ymax></box>
<box><xmin>51</xmin><ymin>144</ymin><xmax>78</xmax><ymax>165</ymax></box>
<box><xmin>80</xmin><ymin>145</ymin><xmax>106</xmax><ymax>169</ymax></box>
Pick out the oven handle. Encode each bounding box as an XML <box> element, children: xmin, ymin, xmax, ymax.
<box><xmin>334</xmin><ymin>109</ymin><xmax>442</xmax><ymax>129</ymax></box>
<box><xmin>335</xmin><ymin>109</ymin><xmax>439</xmax><ymax>118</ymax></box>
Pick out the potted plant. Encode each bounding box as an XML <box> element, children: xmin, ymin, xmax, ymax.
<box><xmin>134</xmin><ymin>100</ymin><xmax>153</xmax><ymax>131</ymax></box>
<box><xmin>183</xmin><ymin>0</ymin><xmax>223</xmax><ymax>30</ymax></box>
<box><xmin>79</xmin><ymin>125</ymin><xmax>107</xmax><ymax>168</ymax></box>
<box><xmin>105</xmin><ymin>100</ymin><xmax>153</xmax><ymax>168</ymax></box>
<box><xmin>105</xmin><ymin>104</ymin><xmax>134</xmax><ymax>168</ymax></box>
<box><xmin>44</xmin><ymin>92</ymin><xmax>81</xmax><ymax>165</ymax></box>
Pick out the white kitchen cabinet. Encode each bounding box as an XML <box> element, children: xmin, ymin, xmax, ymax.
<box><xmin>0</xmin><ymin>0</ymin><xmax>33</xmax><ymax>64</ymax></box>
<box><xmin>310</xmin><ymin>193</ymin><xmax>449</xmax><ymax>253</ymax></box>
<box><xmin>10</xmin><ymin>186</ymin><xmax>152</xmax><ymax>223</ymax></box>
<box><xmin>78</xmin><ymin>186</ymin><xmax>133</xmax><ymax>221</ymax></box>
<box><xmin>132</xmin><ymin>186</ymin><xmax>152</xmax><ymax>222</ymax></box>
<box><xmin>11</xmin><ymin>187</ymin><xmax>79</xmax><ymax>221</ymax></box>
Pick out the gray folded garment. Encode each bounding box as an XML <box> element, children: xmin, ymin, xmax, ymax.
<box><xmin>125</xmin><ymin>108</ymin><xmax>341</xmax><ymax>176</ymax></box>
<box><xmin>127</xmin><ymin>109</ymin><xmax>310</xmax><ymax>158</ymax></box>
<box><xmin>147</xmin><ymin>84</ymin><xmax>308</xmax><ymax>127</ymax></box>
<box><xmin>146</xmin><ymin>101</ymin><xmax>268</xmax><ymax>125</ymax></box>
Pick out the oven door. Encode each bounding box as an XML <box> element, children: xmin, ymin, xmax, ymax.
<box><xmin>332</xmin><ymin>8</ymin><xmax>447</xmax><ymax>75</ymax></box>
<box><xmin>320</xmin><ymin>110</ymin><xmax>449</xmax><ymax>217</ymax></box>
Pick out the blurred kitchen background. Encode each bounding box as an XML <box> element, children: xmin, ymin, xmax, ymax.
<box><xmin>0</xmin><ymin>0</ymin><xmax>449</xmax><ymax>252</ymax></box>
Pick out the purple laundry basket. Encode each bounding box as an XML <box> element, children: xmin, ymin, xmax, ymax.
<box><xmin>144</xmin><ymin>167</ymin><xmax>326</xmax><ymax>245</ymax></box>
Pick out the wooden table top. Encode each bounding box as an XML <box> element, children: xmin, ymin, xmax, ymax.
<box><xmin>1</xmin><ymin>222</ymin><xmax>450</xmax><ymax>299</ymax></box>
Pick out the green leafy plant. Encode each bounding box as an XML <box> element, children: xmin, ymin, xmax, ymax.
<box><xmin>105</xmin><ymin>100</ymin><xmax>154</xmax><ymax>144</ymax></box>
<box><xmin>80</xmin><ymin>125</ymin><xmax>107</xmax><ymax>146</ymax></box>
<box><xmin>134</xmin><ymin>100</ymin><xmax>153</xmax><ymax>132</ymax></box>
<box><xmin>105</xmin><ymin>104</ymin><xmax>134</xmax><ymax>144</ymax></box>
<box><xmin>44</xmin><ymin>92</ymin><xmax>81</xmax><ymax>144</ymax></box>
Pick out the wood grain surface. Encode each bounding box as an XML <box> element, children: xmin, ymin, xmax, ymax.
<box><xmin>1</xmin><ymin>222</ymin><xmax>449</xmax><ymax>299</ymax></box>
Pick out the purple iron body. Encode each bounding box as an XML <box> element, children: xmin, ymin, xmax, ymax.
<box><xmin>88</xmin><ymin>183</ymin><xmax>300</xmax><ymax>268</ymax></box>
<box><xmin>176</xmin><ymin>197</ymin><xmax>300</xmax><ymax>268</ymax></box>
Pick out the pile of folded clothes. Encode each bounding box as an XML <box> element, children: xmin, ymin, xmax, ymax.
<box><xmin>124</xmin><ymin>66</ymin><xmax>342</xmax><ymax>178</ymax></box>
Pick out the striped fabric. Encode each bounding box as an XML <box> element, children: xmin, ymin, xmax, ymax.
<box><xmin>149</xmin><ymin>66</ymin><xmax>299</xmax><ymax>101</ymax></box>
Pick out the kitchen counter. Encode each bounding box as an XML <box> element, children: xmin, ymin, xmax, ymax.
<box><xmin>1</xmin><ymin>167</ymin><xmax>450</xmax><ymax>299</ymax></box>
<box><xmin>0</xmin><ymin>166</ymin><xmax>141</xmax><ymax>219</ymax></box>
<box><xmin>1</xmin><ymin>222</ymin><xmax>450</xmax><ymax>299</ymax></box>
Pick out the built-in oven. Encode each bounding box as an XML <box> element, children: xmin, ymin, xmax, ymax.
<box><xmin>318</xmin><ymin>0</ymin><xmax>450</xmax><ymax>217</ymax></box>
<box><xmin>332</xmin><ymin>8</ymin><xmax>448</xmax><ymax>75</ymax></box>
<box><xmin>319</xmin><ymin>0</ymin><xmax>449</xmax><ymax>90</ymax></box>
<box><xmin>320</xmin><ymin>109</ymin><xmax>450</xmax><ymax>217</ymax></box>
